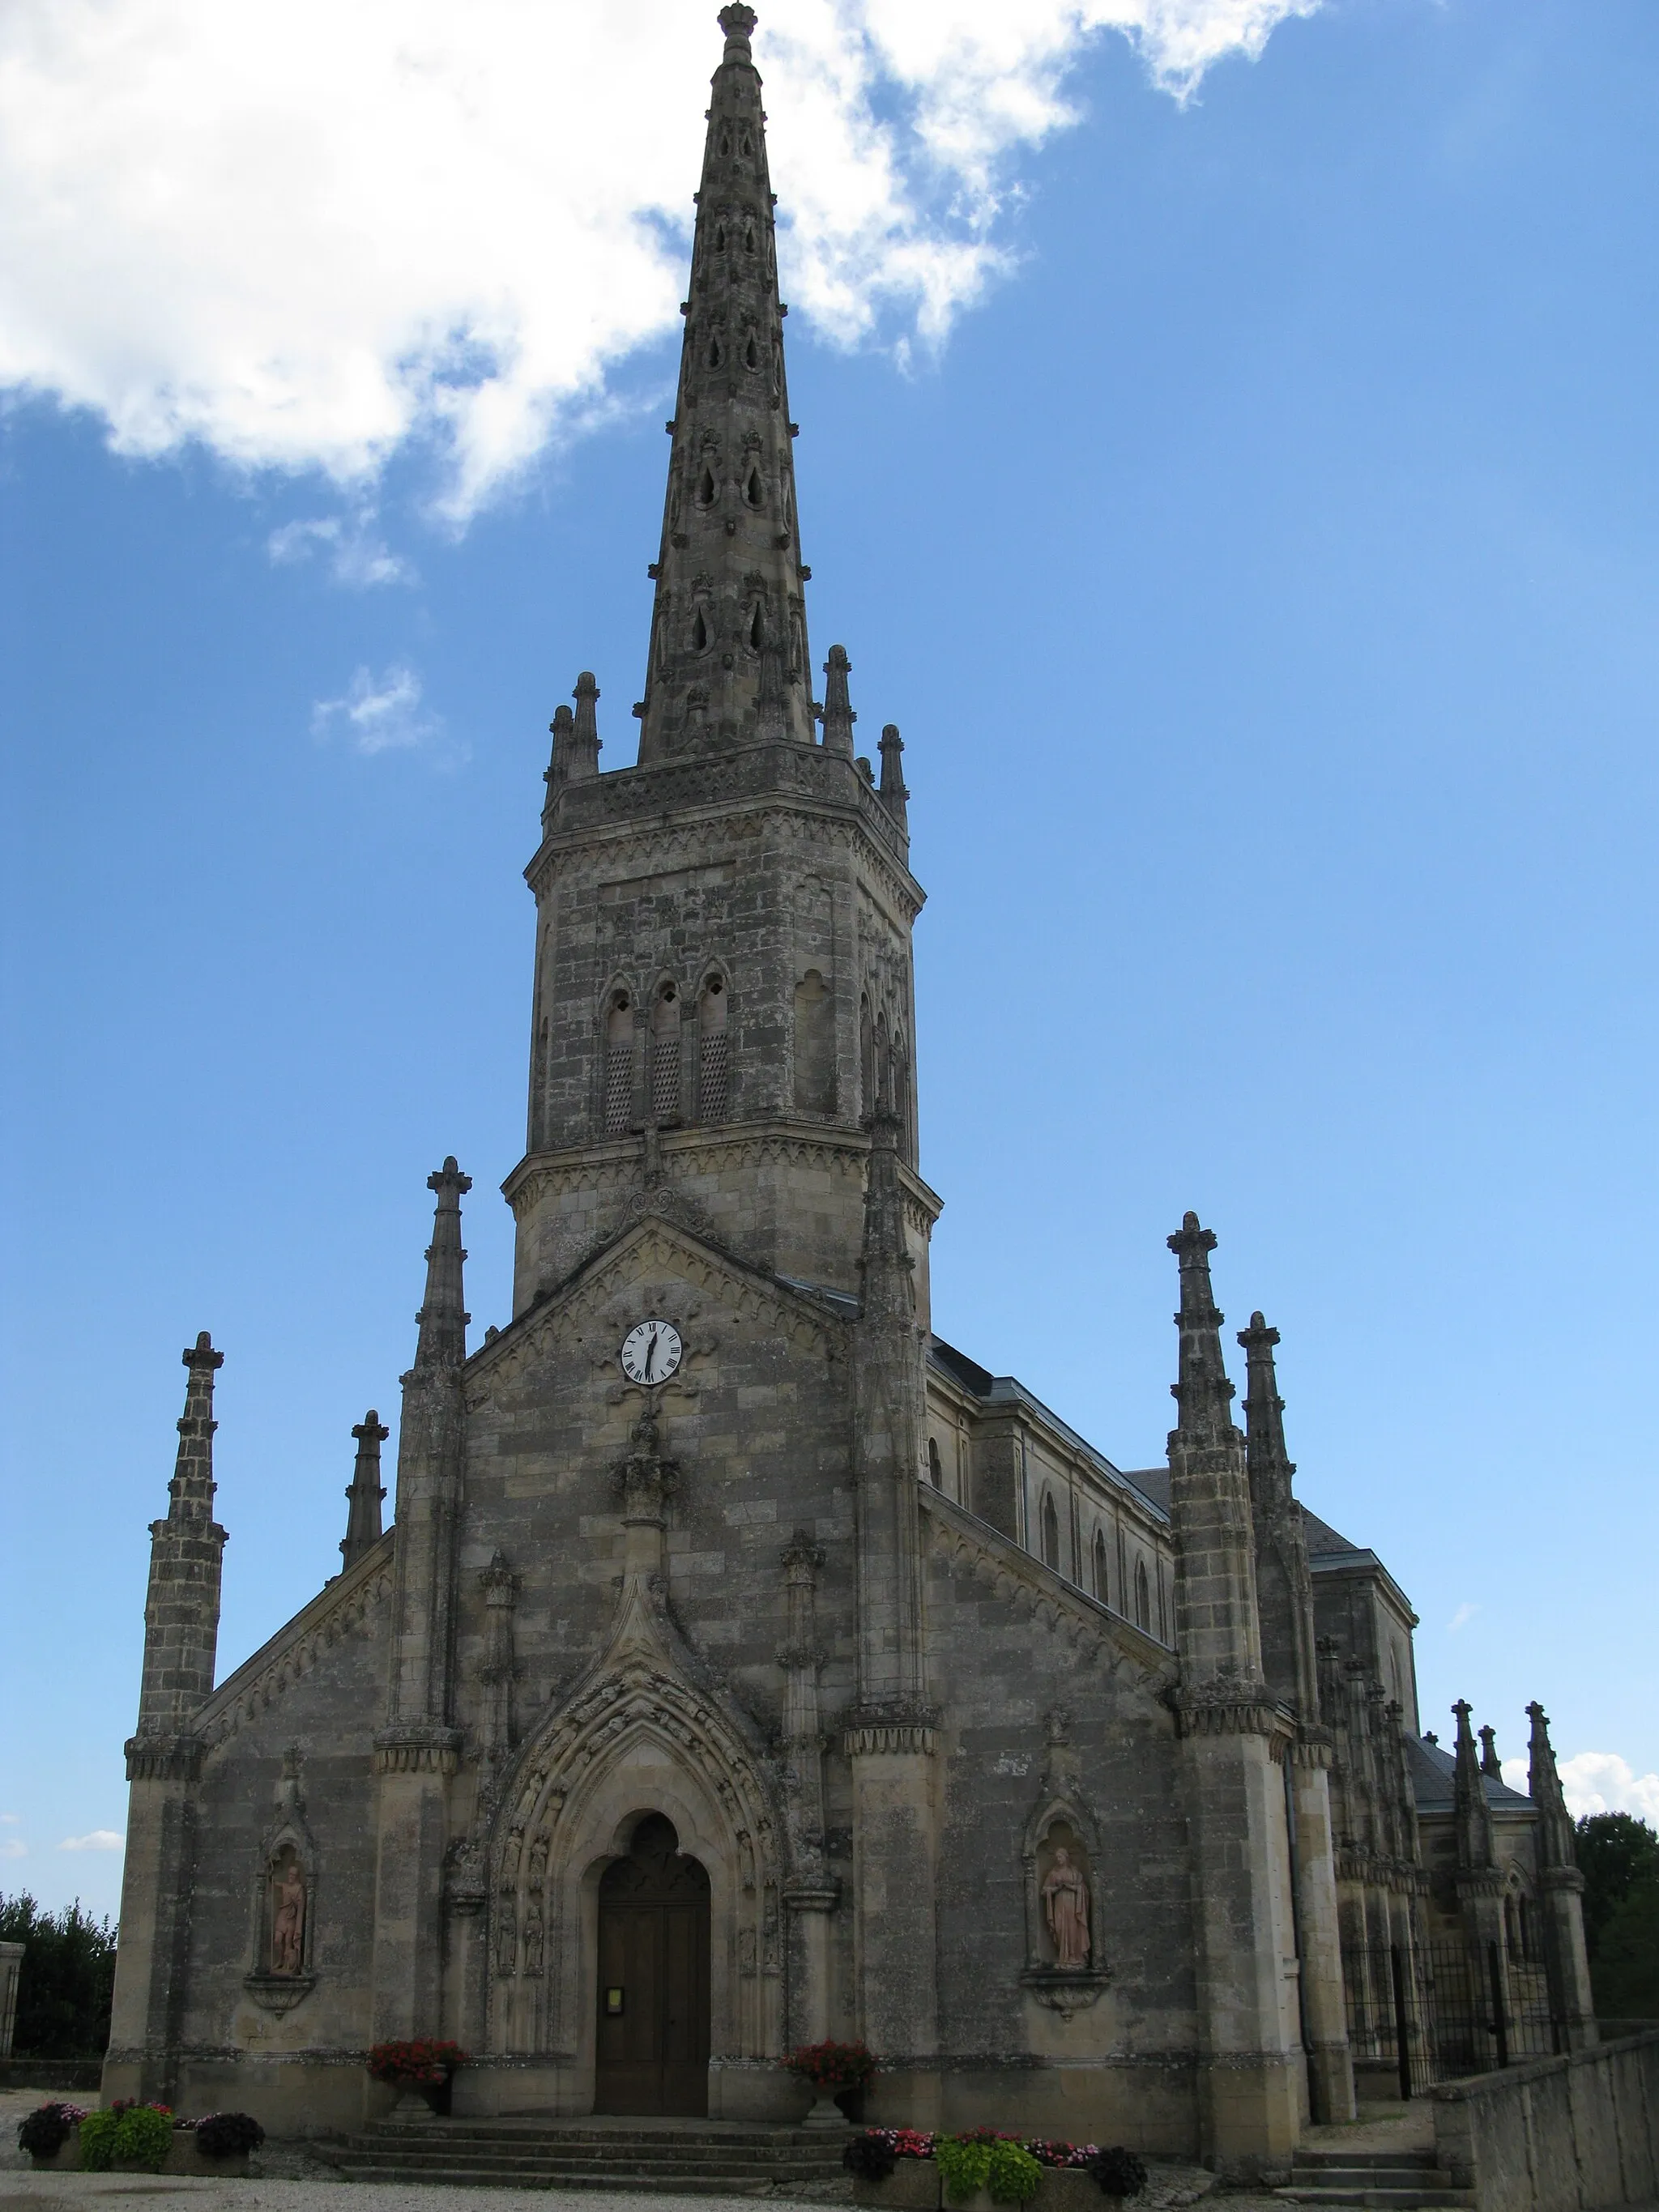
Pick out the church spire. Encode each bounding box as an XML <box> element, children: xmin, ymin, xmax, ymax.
<box><xmin>636</xmin><ymin>6</ymin><xmax>813</xmax><ymax>762</ymax></box>
<box><xmin>413</xmin><ymin>1157</ymin><xmax>471</xmax><ymax>1370</ymax></box>
<box><xmin>341</xmin><ymin>1409</ymin><xmax>389</xmax><ymax>1570</ymax></box>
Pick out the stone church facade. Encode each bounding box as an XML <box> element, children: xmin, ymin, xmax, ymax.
<box><xmin>105</xmin><ymin>8</ymin><xmax>1597</xmax><ymax>2178</ymax></box>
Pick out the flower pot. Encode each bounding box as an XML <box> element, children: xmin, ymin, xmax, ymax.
<box><xmin>382</xmin><ymin>2066</ymin><xmax>454</xmax><ymax>2121</ymax></box>
<box><xmin>853</xmin><ymin>2159</ymin><xmax>941</xmax><ymax>2209</ymax></box>
<box><xmin>803</xmin><ymin>2091</ymin><xmax>851</xmax><ymax>2130</ymax></box>
<box><xmin>164</xmin><ymin>2139</ymin><xmax>252</xmax><ymax>2176</ymax></box>
<box><xmin>1034</xmin><ymin>2172</ymin><xmax>1096</xmax><ymax>2212</ymax></box>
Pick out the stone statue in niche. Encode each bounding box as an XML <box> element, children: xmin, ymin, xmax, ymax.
<box><xmin>271</xmin><ymin>1852</ymin><xmax>306</xmax><ymax>1975</ymax></box>
<box><xmin>1042</xmin><ymin>1845</ymin><xmax>1091</xmax><ymax>1970</ymax></box>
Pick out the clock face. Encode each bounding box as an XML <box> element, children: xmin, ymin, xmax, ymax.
<box><xmin>619</xmin><ymin>1318</ymin><xmax>683</xmax><ymax>1387</ymax></box>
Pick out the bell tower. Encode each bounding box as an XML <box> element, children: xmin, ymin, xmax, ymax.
<box><xmin>505</xmin><ymin>5</ymin><xmax>937</xmax><ymax>1321</ymax></box>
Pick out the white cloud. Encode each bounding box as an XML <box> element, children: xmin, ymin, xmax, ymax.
<box><xmin>311</xmin><ymin>663</ymin><xmax>441</xmax><ymax>756</ymax></box>
<box><xmin>0</xmin><ymin>1836</ymin><xmax>25</xmax><ymax>1860</ymax></box>
<box><xmin>269</xmin><ymin>512</ymin><xmax>412</xmax><ymax>587</ymax></box>
<box><xmin>59</xmin><ymin>1830</ymin><xmax>124</xmax><ymax>1852</ymax></box>
<box><xmin>0</xmin><ymin>0</ymin><xmax>1319</xmax><ymax>518</ymax></box>
<box><xmin>1448</xmin><ymin>1602</ymin><xmax>1478</xmax><ymax>1633</ymax></box>
<box><xmin>1552</xmin><ymin>1753</ymin><xmax>1659</xmax><ymax>1826</ymax></box>
<box><xmin>0</xmin><ymin>1812</ymin><xmax>19</xmax><ymax>1822</ymax></box>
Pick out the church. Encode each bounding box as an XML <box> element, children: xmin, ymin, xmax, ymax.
<box><xmin>106</xmin><ymin>8</ymin><xmax>1598</xmax><ymax>2180</ymax></box>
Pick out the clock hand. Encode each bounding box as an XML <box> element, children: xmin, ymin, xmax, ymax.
<box><xmin>643</xmin><ymin>1328</ymin><xmax>657</xmax><ymax>1383</ymax></box>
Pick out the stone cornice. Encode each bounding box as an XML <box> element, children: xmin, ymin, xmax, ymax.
<box><xmin>195</xmin><ymin>1534</ymin><xmax>395</xmax><ymax>1758</ymax></box>
<box><xmin>373</xmin><ymin>1724</ymin><xmax>463</xmax><ymax>1776</ymax></box>
<box><xmin>501</xmin><ymin>1120</ymin><xmax>942</xmax><ymax>1234</ymax></box>
<box><xmin>1171</xmin><ymin>1680</ymin><xmax>1297</xmax><ymax>1754</ymax></box>
<box><xmin>919</xmin><ymin>1488</ymin><xmax>1175</xmax><ymax>1689</ymax></box>
<box><xmin>124</xmin><ymin>1732</ymin><xmax>204</xmax><ymax>1784</ymax></box>
<box><xmin>529</xmin><ymin>759</ymin><xmax>923</xmax><ymax>926</ymax></box>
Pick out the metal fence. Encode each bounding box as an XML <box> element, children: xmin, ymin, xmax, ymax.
<box><xmin>1341</xmin><ymin>1939</ymin><xmax>1568</xmax><ymax>2095</ymax></box>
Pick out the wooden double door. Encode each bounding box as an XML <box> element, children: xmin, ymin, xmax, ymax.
<box><xmin>595</xmin><ymin>1813</ymin><xmax>711</xmax><ymax>2115</ymax></box>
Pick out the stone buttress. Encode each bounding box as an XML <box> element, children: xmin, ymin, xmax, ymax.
<box><xmin>106</xmin><ymin>1333</ymin><xmax>228</xmax><ymax>2105</ymax></box>
<box><xmin>1238</xmin><ymin>1314</ymin><xmax>1355</xmax><ymax>2125</ymax></box>
<box><xmin>1166</xmin><ymin>1218</ymin><xmax>1303</xmax><ymax>2176</ymax></box>
<box><xmin>370</xmin><ymin>1159</ymin><xmax>471</xmax><ymax>2041</ymax></box>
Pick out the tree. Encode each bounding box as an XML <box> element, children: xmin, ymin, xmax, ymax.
<box><xmin>1575</xmin><ymin>1814</ymin><xmax>1659</xmax><ymax>2026</ymax></box>
<box><xmin>1575</xmin><ymin>1813</ymin><xmax>1659</xmax><ymax>1954</ymax></box>
<box><xmin>0</xmin><ymin>1893</ymin><xmax>117</xmax><ymax>2058</ymax></box>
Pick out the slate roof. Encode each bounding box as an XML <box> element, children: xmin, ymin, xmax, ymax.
<box><xmin>1408</xmin><ymin>1731</ymin><xmax>1534</xmax><ymax>1815</ymax></box>
<box><xmin>926</xmin><ymin>1336</ymin><xmax>1170</xmax><ymax>1519</ymax></box>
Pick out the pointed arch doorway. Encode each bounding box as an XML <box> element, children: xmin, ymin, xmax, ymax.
<box><xmin>595</xmin><ymin>1813</ymin><xmax>711</xmax><ymax>2115</ymax></box>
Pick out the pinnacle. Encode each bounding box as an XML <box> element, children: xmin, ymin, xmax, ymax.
<box><xmin>636</xmin><ymin>6</ymin><xmax>812</xmax><ymax>762</ymax></box>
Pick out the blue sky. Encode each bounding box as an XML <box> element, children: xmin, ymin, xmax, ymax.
<box><xmin>3</xmin><ymin>0</ymin><xmax>1657</xmax><ymax>1920</ymax></box>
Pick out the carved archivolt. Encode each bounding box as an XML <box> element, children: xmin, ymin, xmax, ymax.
<box><xmin>486</xmin><ymin>1575</ymin><xmax>788</xmax><ymax>2067</ymax></box>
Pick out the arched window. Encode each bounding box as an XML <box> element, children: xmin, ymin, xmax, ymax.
<box><xmin>1041</xmin><ymin>1492</ymin><xmax>1060</xmax><ymax>1573</ymax></box>
<box><xmin>1093</xmin><ymin>1528</ymin><xmax>1109</xmax><ymax>1605</ymax></box>
<box><xmin>690</xmin><ymin>607</ymin><xmax>709</xmax><ymax>652</ymax></box>
<box><xmin>603</xmin><ymin>992</ymin><xmax>635</xmax><ymax>1136</ymax></box>
<box><xmin>1133</xmin><ymin>1558</ymin><xmax>1151</xmax><ymax>1632</ymax></box>
<box><xmin>928</xmin><ymin>1438</ymin><xmax>943</xmax><ymax>1489</ymax></box>
<box><xmin>697</xmin><ymin>465</ymin><xmax>716</xmax><ymax>508</ymax></box>
<box><xmin>697</xmin><ymin>976</ymin><xmax>729</xmax><ymax>1120</ymax></box>
<box><xmin>650</xmin><ymin>983</ymin><xmax>681</xmax><ymax>1123</ymax></box>
<box><xmin>793</xmin><ymin>970</ymin><xmax>834</xmax><ymax>1114</ymax></box>
<box><xmin>744</xmin><ymin>467</ymin><xmax>764</xmax><ymax>509</ymax></box>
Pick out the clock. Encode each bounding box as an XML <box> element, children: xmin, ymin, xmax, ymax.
<box><xmin>620</xmin><ymin>1318</ymin><xmax>683</xmax><ymax>1387</ymax></box>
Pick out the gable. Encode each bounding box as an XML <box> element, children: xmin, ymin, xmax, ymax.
<box><xmin>465</xmin><ymin>1201</ymin><xmax>844</xmax><ymax>1410</ymax></box>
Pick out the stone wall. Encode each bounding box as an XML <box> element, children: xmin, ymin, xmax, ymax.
<box><xmin>1431</xmin><ymin>2029</ymin><xmax>1659</xmax><ymax>2211</ymax></box>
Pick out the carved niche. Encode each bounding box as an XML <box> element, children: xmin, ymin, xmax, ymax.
<box><xmin>245</xmin><ymin>1745</ymin><xmax>318</xmax><ymax>2012</ymax></box>
<box><xmin>1019</xmin><ymin>1713</ymin><xmax>1111</xmax><ymax>2015</ymax></box>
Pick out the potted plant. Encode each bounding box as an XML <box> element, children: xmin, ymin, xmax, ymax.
<box><xmin>935</xmin><ymin>2129</ymin><xmax>1044</xmax><ymax>2210</ymax></box>
<box><xmin>18</xmin><ymin>2103</ymin><xmax>86</xmax><ymax>2170</ymax></box>
<box><xmin>844</xmin><ymin>2126</ymin><xmax>940</xmax><ymax>2208</ymax></box>
<box><xmin>174</xmin><ymin>2112</ymin><xmax>267</xmax><ymax>2174</ymax></box>
<box><xmin>76</xmin><ymin>2102</ymin><xmax>175</xmax><ymax>2173</ymax></box>
<box><xmin>783</xmin><ymin>2039</ymin><xmax>877</xmax><ymax>2129</ymax></box>
<box><xmin>367</xmin><ymin>2037</ymin><xmax>470</xmax><ymax>2120</ymax></box>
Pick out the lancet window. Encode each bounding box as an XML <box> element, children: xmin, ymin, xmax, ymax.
<box><xmin>1041</xmin><ymin>1492</ymin><xmax>1061</xmax><ymax>1574</ymax></box>
<box><xmin>650</xmin><ymin>983</ymin><xmax>682</xmax><ymax>1123</ymax></box>
<box><xmin>1133</xmin><ymin>1558</ymin><xmax>1151</xmax><ymax>1633</ymax></box>
<box><xmin>1093</xmin><ymin>1528</ymin><xmax>1109</xmax><ymax>1605</ymax></box>
<box><xmin>603</xmin><ymin>992</ymin><xmax>635</xmax><ymax>1136</ymax></box>
<box><xmin>697</xmin><ymin>975</ymin><xmax>729</xmax><ymax>1121</ymax></box>
<box><xmin>928</xmin><ymin>1437</ymin><xmax>943</xmax><ymax>1489</ymax></box>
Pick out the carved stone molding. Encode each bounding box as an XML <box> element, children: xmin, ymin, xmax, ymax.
<box><xmin>1018</xmin><ymin>1964</ymin><xmax>1111</xmax><ymax>2015</ymax></box>
<box><xmin>782</xmin><ymin>1882</ymin><xmax>840</xmax><ymax>1914</ymax></box>
<box><xmin>198</xmin><ymin>1549</ymin><xmax>394</xmax><ymax>1758</ymax></box>
<box><xmin>1171</xmin><ymin>1675</ymin><xmax>1295</xmax><ymax>1753</ymax></box>
<box><xmin>124</xmin><ymin>1733</ymin><xmax>204</xmax><ymax>1784</ymax></box>
<box><xmin>842</xmin><ymin>1721</ymin><xmax>936</xmax><ymax>1758</ymax></box>
<box><xmin>373</xmin><ymin>1726</ymin><xmax>463</xmax><ymax>1776</ymax></box>
<box><xmin>241</xmin><ymin>1972</ymin><xmax>316</xmax><ymax>2014</ymax></box>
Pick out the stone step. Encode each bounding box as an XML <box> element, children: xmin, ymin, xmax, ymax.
<box><xmin>339</xmin><ymin>2151</ymin><xmax>843</xmax><ymax>2174</ymax></box>
<box><xmin>335</xmin><ymin>2163</ymin><xmax>812</xmax><ymax>2194</ymax></box>
<box><xmin>1292</xmin><ymin>2152</ymin><xmax>1439</xmax><ymax>2171</ymax></box>
<box><xmin>1288</xmin><ymin>2168</ymin><xmax>1449</xmax><ymax>2186</ymax></box>
<box><xmin>1274</xmin><ymin>2190</ymin><xmax>1475</xmax><ymax>2210</ymax></box>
